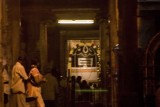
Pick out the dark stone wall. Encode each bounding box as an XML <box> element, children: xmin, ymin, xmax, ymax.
<box><xmin>47</xmin><ymin>26</ymin><xmax>60</xmax><ymax>69</ymax></box>
<box><xmin>118</xmin><ymin>0</ymin><xmax>143</xmax><ymax>107</ymax></box>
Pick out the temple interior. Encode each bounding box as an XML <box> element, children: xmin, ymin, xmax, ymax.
<box><xmin>0</xmin><ymin>0</ymin><xmax>160</xmax><ymax>107</ymax></box>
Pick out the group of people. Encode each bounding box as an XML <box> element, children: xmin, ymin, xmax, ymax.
<box><xmin>69</xmin><ymin>75</ymin><xmax>101</xmax><ymax>106</ymax></box>
<box><xmin>11</xmin><ymin>57</ymin><xmax>46</xmax><ymax>107</ymax></box>
<box><xmin>2</xmin><ymin>56</ymin><xmax>59</xmax><ymax>107</ymax></box>
<box><xmin>69</xmin><ymin>76</ymin><xmax>92</xmax><ymax>102</ymax></box>
<box><xmin>2</xmin><ymin>56</ymin><xmax>104</xmax><ymax>107</ymax></box>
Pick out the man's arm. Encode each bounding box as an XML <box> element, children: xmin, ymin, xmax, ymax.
<box><xmin>17</xmin><ymin>65</ymin><xmax>28</xmax><ymax>80</ymax></box>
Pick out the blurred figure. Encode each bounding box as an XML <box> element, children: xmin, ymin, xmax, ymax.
<box><xmin>11</xmin><ymin>57</ymin><xmax>29</xmax><ymax>107</ymax></box>
<box><xmin>42</xmin><ymin>68</ymin><xmax>59</xmax><ymax>107</ymax></box>
<box><xmin>2</xmin><ymin>59</ymin><xmax>10</xmax><ymax>107</ymax></box>
<box><xmin>26</xmin><ymin>58</ymin><xmax>46</xmax><ymax>107</ymax></box>
<box><xmin>69</xmin><ymin>76</ymin><xmax>81</xmax><ymax>106</ymax></box>
<box><xmin>76</xmin><ymin>76</ymin><xmax>82</xmax><ymax>88</ymax></box>
<box><xmin>57</xmin><ymin>76</ymin><xmax>67</xmax><ymax>107</ymax></box>
<box><xmin>80</xmin><ymin>80</ymin><xmax>90</xmax><ymax>101</ymax></box>
<box><xmin>76</xmin><ymin>76</ymin><xmax>82</xmax><ymax>100</ymax></box>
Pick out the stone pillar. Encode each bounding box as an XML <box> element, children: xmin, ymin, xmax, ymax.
<box><xmin>0</xmin><ymin>0</ymin><xmax>9</xmax><ymax>106</ymax></box>
<box><xmin>99</xmin><ymin>19</ymin><xmax>110</xmax><ymax>106</ymax></box>
<box><xmin>118</xmin><ymin>0</ymin><xmax>141</xmax><ymax>107</ymax></box>
<box><xmin>40</xmin><ymin>22</ymin><xmax>48</xmax><ymax>72</ymax></box>
<box><xmin>8</xmin><ymin>0</ymin><xmax>21</xmax><ymax>63</ymax></box>
<box><xmin>108</xmin><ymin>0</ymin><xmax>119</xmax><ymax>107</ymax></box>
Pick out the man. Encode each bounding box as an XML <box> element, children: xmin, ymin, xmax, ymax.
<box><xmin>11</xmin><ymin>57</ymin><xmax>28</xmax><ymax>107</ymax></box>
<box><xmin>42</xmin><ymin>69</ymin><xmax>59</xmax><ymax>107</ymax></box>
<box><xmin>2</xmin><ymin>59</ymin><xmax>10</xmax><ymax>107</ymax></box>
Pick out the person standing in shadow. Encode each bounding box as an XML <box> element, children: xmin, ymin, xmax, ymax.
<box><xmin>42</xmin><ymin>68</ymin><xmax>59</xmax><ymax>107</ymax></box>
<box><xmin>2</xmin><ymin>58</ymin><xmax>10</xmax><ymax>107</ymax></box>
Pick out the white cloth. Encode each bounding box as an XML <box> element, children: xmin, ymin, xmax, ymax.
<box><xmin>2</xmin><ymin>68</ymin><xmax>10</xmax><ymax>94</ymax></box>
<box><xmin>11</xmin><ymin>61</ymin><xmax>28</xmax><ymax>107</ymax></box>
<box><xmin>26</xmin><ymin>67</ymin><xmax>45</xmax><ymax>107</ymax></box>
<box><xmin>11</xmin><ymin>93</ymin><xmax>28</xmax><ymax>107</ymax></box>
<box><xmin>11</xmin><ymin>62</ymin><xmax>28</xmax><ymax>94</ymax></box>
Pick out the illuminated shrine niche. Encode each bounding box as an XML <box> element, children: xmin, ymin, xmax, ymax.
<box><xmin>67</xmin><ymin>40</ymin><xmax>100</xmax><ymax>82</ymax></box>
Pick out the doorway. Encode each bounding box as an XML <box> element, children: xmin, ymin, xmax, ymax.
<box><xmin>66</xmin><ymin>40</ymin><xmax>104</xmax><ymax>107</ymax></box>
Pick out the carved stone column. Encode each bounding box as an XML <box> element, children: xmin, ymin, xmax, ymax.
<box><xmin>108</xmin><ymin>0</ymin><xmax>119</xmax><ymax>107</ymax></box>
<box><xmin>0</xmin><ymin>0</ymin><xmax>9</xmax><ymax>106</ymax></box>
<box><xmin>39</xmin><ymin>22</ymin><xmax>48</xmax><ymax>72</ymax></box>
<box><xmin>99</xmin><ymin>19</ymin><xmax>110</xmax><ymax>106</ymax></box>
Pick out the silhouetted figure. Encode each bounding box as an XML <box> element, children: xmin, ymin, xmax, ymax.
<box><xmin>57</xmin><ymin>76</ymin><xmax>67</xmax><ymax>107</ymax></box>
<box><xmin>76</xmin><ymin>76</ymin><xmax>82</xmax><ymax>100</ymax></box>
<box><xmin>76</xmin><ymin>76</ymin><xmax>82</xmax><ymax>87</ymax></box>
<box><xmin>70</xmin><ymin>76</ymin><xmax>76</xmax><ymax>107</ymax></box>
<box><xmin>80</xmin><ymin>80</ymin><xmax>90</xmax><ymax>101</ymax></box>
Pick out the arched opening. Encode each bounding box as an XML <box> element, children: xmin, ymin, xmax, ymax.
<box><xmin>144</xmin><ymin>32</ymin><xmax>160</xmax><ymax>107</ymax></box>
